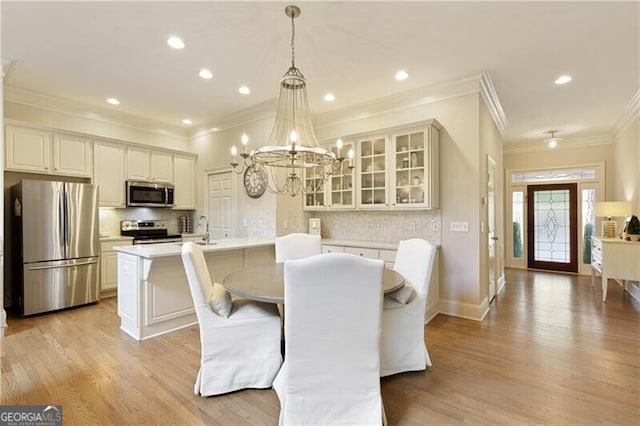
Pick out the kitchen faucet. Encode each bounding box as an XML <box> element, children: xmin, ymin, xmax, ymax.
<box><xmin>198</xmin><ymin>215</ymin><xmax>209</xmax><ymax>243</ymax></box>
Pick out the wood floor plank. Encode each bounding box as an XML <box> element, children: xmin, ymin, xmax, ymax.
<box><xmin>2</xmin><ymin>268</ymin><xmax>638</xmax><ymax>424</ymax></box>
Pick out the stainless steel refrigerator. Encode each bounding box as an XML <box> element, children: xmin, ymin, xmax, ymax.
<box><xmin>12</xmin><ymin>180</ymin><xmax>99</xmax><ymax>316</ymax></box>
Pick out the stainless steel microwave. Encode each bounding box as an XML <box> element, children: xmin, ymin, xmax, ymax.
<box><xmin>126</xmin><ymin>181</ymin><xmax>175</xmax><ymax>208</ymax></box>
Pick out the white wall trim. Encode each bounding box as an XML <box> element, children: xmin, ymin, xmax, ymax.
<box><xmin>497</xmin><ymin>274</ymin><xmax>506</xmax><ymax>295</ymax></box>
<box><xmin>479</xmin><ymin>72</ymin><xmax>508</xmax><ymax>134</ymax></box>
<box><xmin>4</xmin><ymin>86</ymin><xmax>189</xmax><ymax>140</ymax></box>
<box><xmin>613</xmin><ymin>89</ymin><xmax>640</xmax><ymax>138</ymax></box>
<box><xmin>0</xmin><ymin>309</ymin><xmax>6</xmax><ymax>338</ymax></box>
<box><xmin>504</xmin><ymin>134</ymin><xmax>612</xmax><ymax>155</ymax></box>
<box><xmin>424</xmin><ymin>300</ymin><xmax>439</xmax><ymax>325</ymax></box>
<box><xmin>438</xmin><ymin>297</ymin><xmax>488</xmax><ymax>322</ymax></box>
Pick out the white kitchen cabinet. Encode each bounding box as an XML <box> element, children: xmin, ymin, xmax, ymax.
<box><xmin>100</xmin><ymin>238</ymin><xmax>133</xmax><ymax>297</ymax></box>
<box><xmin>321</xmin><ymin>245</ymin><xmax>345</xmax><ymax>254</ymax></box>
<box><xmin>344</xmin><ymin>246</ymin><xmax>380</xmax><ymax>259</ymax></box>
<box><xmin>357</xmin><ymin>121</ymin><xmax>440</xmax><ymax>210</ymax></box>
<box><xmin>5</xmin><ymin>125</ymin><xmax>92</xmax><ymax>177</ymax></box>
<box><xmin>127</xmin><ymin>146</ymin><xmax>173</xmax><ymax>183</ymax></box>
<box><xmin>53</xmin><ymin>133</ymin><xmax>93</xmax><ymax>177</ymax></box>
<box><xmin>173</xmin><ymin>154</ymin><xmax>196</xmax><ymax>209</ymax></box>
<box><xmin>390</xmin><ymin>123</ymin><xmax>440</xmax><ymax>210</ymax></box>
<box><xmin>304</xmin><ymin>140</ymin><xmax>355</xmax><ymax>210</ymax></box>
<box><xmin>5</xmin><ymin>125</ymin><xmax>52</xmax><ymax>173</ymax></box>
<box><xmin>94</xmin><ymin>140</ymin><xmax>127</xmax><ymax>207</ymax></box>
<box><xmin>357</xmin><ymin>135</ymin><xmax>389</xmax><ymax>209</ymax></box>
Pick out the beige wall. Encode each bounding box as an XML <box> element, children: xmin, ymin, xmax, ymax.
<box><xmin>612</xmin><ymin>115</ymin><xmax>639</xmax><ymax>213</ymax></box>
<box><xmin>313</xmin><ymin>92</ymin><xmax>488</xmax><ymax>319</ymax></box>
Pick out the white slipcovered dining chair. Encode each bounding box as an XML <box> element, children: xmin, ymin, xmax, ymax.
<box><xmin>275</xmin><ymin>232</ymin><xmax>322</xmax><ymax>263</ymax></box>
<box><xmin>181</xmin><ymin>242</ymin><xmax>282</xmax><ymax>396</ymax></box>
<box><xmin>380</xmin><ymin>238</ymin><xmax>437</xmax><ymax>377</ymax></box>
<box><xmin>273</xmin><ymin>253</ymin><xmax>386</xmax><ymax>425</ymax></box>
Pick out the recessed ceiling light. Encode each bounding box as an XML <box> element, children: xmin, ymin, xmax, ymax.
<box><xmin>554</xmin><ymin>75</ymin><xmax>572</xmax><ymax>85</ymax></box>
<box><xmin>323</xmin><ymin>93</ymin><xmax>335</xmax><ymax>102</ymax></box>
<box><xmin>182</xmin><ymin>119</ymin><xmax>192</xmax><ymax>125</ymax></box>
<box><xmin>199</xmin><ymin>69</ymin><xmax>213</xmax><ymax>79</ymax></box>
<box><xmin>238</xmin><ymin>86</ymin><xmax>251</xmax><ymax>95</ymax></box>
<box><xmin>106</xmin><ymin>97</ymin><xmax>120</xmax><ymax>105</ymax></box>
<box><xmin>395</xmin><ymin>70</ymin><xmax>409</xmax><ymax>81</ymax></box>
<box><xmin>167</xmin><ymin>36</ymin><xmax>185</xmax><ymax>49</ymax></box>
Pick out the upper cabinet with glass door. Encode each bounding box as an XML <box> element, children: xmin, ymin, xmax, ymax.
<box><xmin>303</xmin><ymin>140</ymin><xmax>355</xmax><ymax>210</ymax></box>
<box><xmin>304</xmin><ymin>119</ymin><xmax>440</xmax><ymax>211</ymax></box>
<box><xmin>327</xmin><ymin>140</ymin><xmax>355</xmax><ymax>209</ymax></box>
<box><xmin>304</xmin><ymin>160</ymin><xmax>327</xmax><ymax>209</ymax></box>
<box><xmin>358</xmin><ymin>136</ymin><xmax>388</xmax><ymax>209</ymax></box>
<box><xmin>391</xmin><ymin>122</ymin><xmax>440</xmax><ymax>209</ymax></box>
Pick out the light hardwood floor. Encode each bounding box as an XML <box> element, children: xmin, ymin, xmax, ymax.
<box><xmin>2</xmin><ymin>269</ymin><xmax>639</xmax><ymax>424</ymax></box>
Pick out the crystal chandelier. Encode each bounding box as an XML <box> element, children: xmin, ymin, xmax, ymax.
<box><xmin>230</xmin><ymin>5</ymin><xmax>350</xmax><ymax>196</ymax></box>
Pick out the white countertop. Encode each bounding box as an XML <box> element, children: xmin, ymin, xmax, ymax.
<box><xmin>113</xmin><ymin>237</ymin><xmax>275</xmax><ymax>259</ymax></box>
<box><xmin>100</xmin><ymin>235</ymin><xmax>134</xmax><ymax>242</ymax></box>
<box><xmin>321</xmin><ymin>239</ymin><xmax>440</xmax><ymax>249</ymax></box>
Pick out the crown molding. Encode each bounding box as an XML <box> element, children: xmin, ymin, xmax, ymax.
<box><xmin>3</xmin><ymin>85</ymin><xmax>189</xmax><ymax>141</ymax></box>
<box><xmin>479</xmin><ymin>72</ymin><xmax>508</xmax><ymax>134</ymax></box>
<box><xmin>190</xmin><ymin>98</ymin><xmax>277</xmax><ymax>139</ymax></box>
<box><xmin>504</xmin><ymin>134</ymin><xmax>612</xmax><ymax>155</ymax></box>
<box><xmin>613</xmin><ymin>89</ymin><xmax>640</xmax><ymax>138</ymax></box>
<box><xmin>312</xmin><ymin>75</ymin><xmax>484</xmax><ymax>130</ymax></box>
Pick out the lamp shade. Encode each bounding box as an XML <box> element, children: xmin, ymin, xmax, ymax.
<box><xmin>594</xmin><ymin>201</ymin><xmax>631</xmax><ymax>219</ymax></box>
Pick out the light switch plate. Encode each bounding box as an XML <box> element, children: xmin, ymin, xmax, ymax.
<box><xmin>450</xmin><ymin>221</ymin><xmax>469</xmax><ymax>232</ymax></box>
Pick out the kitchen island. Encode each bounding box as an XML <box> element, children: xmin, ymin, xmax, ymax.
<box><xmin>114</xmin><ymin>238</ymin><xmax>275</xmax><ymax>341</ymax></box>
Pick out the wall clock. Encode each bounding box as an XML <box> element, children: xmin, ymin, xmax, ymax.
<box><xmin>243</xmin><ymin>165</ymin><xmax>268</xmax><ymax>198</ymax></box>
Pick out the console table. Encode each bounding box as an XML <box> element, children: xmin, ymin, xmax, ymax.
<box><xmin>591</xmin><ymin>237</ymin><xmax>640</xmax><ymax>302</ymax></box>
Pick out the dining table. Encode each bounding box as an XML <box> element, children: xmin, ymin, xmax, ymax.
<box><xmin>223</xmin><ymin>262</ymin><xmax>405</xmax><ymax>304</ymax></box>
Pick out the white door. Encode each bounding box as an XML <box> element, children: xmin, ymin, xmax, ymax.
<box><xmin>487</xmin><ymin>155</ymin><xmax>498</xmax><ymax>303</ymax></box>
<box><xmin>207</xmin><ymin>171</ymin><xmax>234</xmax><ymax>239</ymax></box>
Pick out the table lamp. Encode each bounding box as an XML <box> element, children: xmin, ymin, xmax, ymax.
<box><xmin>595</xmin><ymin>201</ymin><xmax>631</xmax><ymax>238</ymax></box>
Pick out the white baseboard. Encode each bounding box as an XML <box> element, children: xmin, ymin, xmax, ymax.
<box><xmin>424</xmin><ymin>301</ymin><xmax>439</xmax><ymax>324</ymax></box>
<box><xmin>0</xmin><ymin>309</ymin><xmax>6</xmax><ymax>338</ymax></box>
<box><xmin>438</xmin><ymin>298</ymin><xmax>488</xmax><ymax>321</ymax></box>
<box><xmin>497</xmin><ymin>274</ymin><xmax>506</xmax><ymax>295</ymax></box>
<box><xmin>624</xmin><ymin>280</ymin><xmax>640</xmax><ymax>302</ymax></box>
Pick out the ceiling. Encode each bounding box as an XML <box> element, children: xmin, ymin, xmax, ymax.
<box><xmin>2</xmin><ymin>1</ymin><xmax>638</xmax><ymax>146</ymax></box>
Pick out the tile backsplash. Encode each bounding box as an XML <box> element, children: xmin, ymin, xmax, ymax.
<box><xmin>99</xmin><ymin>208</ymin><xmax>194</xmax><ymax>236</ymax></box>
<box><xmin>306</xmin><ymin>210</ymin><xmax>441</xmax><ymax>245</ymax></box>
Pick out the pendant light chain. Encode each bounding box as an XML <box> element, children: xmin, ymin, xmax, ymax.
<box><xmin>290</xmin><ymin>12</ymin><xmax>296</xmax><ymax>68</ymax></box>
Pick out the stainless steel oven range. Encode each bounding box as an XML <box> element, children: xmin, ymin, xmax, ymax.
<box><xmin>120</xmin><ymin>220</ymin><xmax>182</xmax><ymax>244</ymax></box>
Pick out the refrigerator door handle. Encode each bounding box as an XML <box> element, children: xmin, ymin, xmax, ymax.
<box><xmin>27</xmin><ymin>259</ymin><xmax>98</xmax><ymax>271</ymax></box>
<box><xmin>63</xmin><ymin>184</ymin><xmax>70</xmax><ymax>253</ymax></box>
<box><xmin>58</xmin><ymin>189</ymin><xmax>65</xmax><ymax>248</ymax></box>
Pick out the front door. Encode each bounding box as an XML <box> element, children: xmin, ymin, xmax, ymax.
<box><xmin>526</xmin><ymin>183</ymin><xmax>578</xmax><ymax>272</ymax></box>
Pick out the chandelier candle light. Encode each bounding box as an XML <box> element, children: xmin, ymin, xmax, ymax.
<box><xmin>230</xmin><ymin>5</ymin><xmax>350</xmax><ymax>196</ymax></box>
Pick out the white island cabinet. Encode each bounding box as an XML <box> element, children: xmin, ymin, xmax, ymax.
<box><xmin>115</xmin><ymin>238</ymin><xmax>275</xmax><ymax>341</ymax></box>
